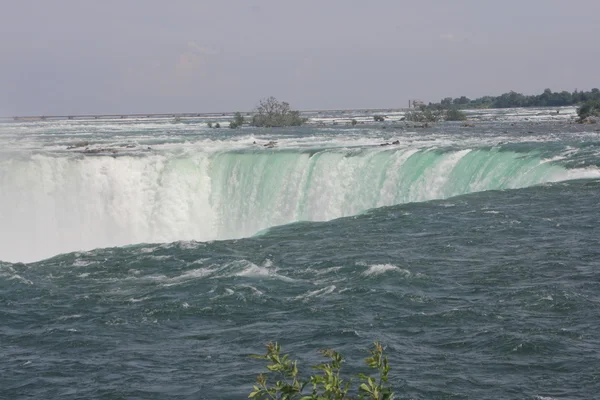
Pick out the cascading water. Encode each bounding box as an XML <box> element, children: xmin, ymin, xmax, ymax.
<box><xmin>1</xmin><ymin>146</ymin><xmax>597</xmax><ymax>262</ymax></box>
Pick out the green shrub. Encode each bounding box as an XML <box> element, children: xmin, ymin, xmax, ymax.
<box><xmin>405</xmin><ymin>108</ymin><xmax>442</xmax><ymax>123</ymax></box>
<box><xmin>231</xmin><ymin>112</ymin><xmax>245</xmax><ymax>128</ymax></box>
<box><xmin>214</xmin><ymin>122</ymin><xmax>221</xmax><ymax>128</ymax></box>
<box><xmin>577</xmin><ymin>99</ymin><xmax>600</xmax><ymax>122</ymax></box>
<box><xmin>248</xmin><ymin>342</ymin><xmax>394</xmax><ymax>399</ymax></box>
<box><xmin>445</xmin><ymin>108</ymin><xmax>467</xmax><ymax>121</ymax></box>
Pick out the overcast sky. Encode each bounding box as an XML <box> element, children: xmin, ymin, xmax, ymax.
<box><xmin>1</xmin><ymin>0</ymin><xmax>598</xmax><ymax>115</ymax></box>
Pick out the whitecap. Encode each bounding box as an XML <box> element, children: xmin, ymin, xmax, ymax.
<box><xmin>362</xmin><ymin>264</ymin><xmax>410</xmax><ymax>277</ymax></box>
<box><xmin>210</xmin><ymin>288</ymin><xmax>235</xmax><ymax>300</ymax></box>
<box><xmin>8</xmin><ymin>274</ymin><xmax>33</xmax><ymax>285</ymax></box>
<box><xmin>72</xmin><ymin>259</ymin><xmax>96</xmax><ymax>267</ymax></box>
<box><xmin>147</xmin><ymin>255</ymin><xmax>172</xmax><ymax>261</ymax></box>
<box><xmin>235</xmin><ymin>265</ymin><xmax>295</xmax><ymax>282</ymax></box>
<box><xmin>237</xmin><ymin>284</ymin><xmax>264</xmax><ymax>296</ymax></box>
<box><xmin>161</xmin><ymin>268</ymin><xmax>215</xmax><ymax>286</ymax></box>
<box><xmin>295</xmin><ymin>285</ymin><xmax>336</xmax><ymax>301</ymax></box>
<box><xmin>58</xmin><ymin>314</ymin><xmax>83</xmax><ymax>320</ymax></box>
<box><xmin>312</xmin><ymin>266</ymin><xmax>343</xmax><ymax>276</ymax></box>
<box><xmin>129</xmin><ymin>296</ymin><xmax>151</xmax><ymax>303</ymax></box>
<box><xmin>177</xmin><ymin>241</ymin><xmax>202</xmax><ymax>250</ymax></box>
<box><xmin>211</xmin><ymin>259</ymin><xmax>295</xmax><ymax>282</ymax></box>
<box><xmin>137</xmin><ymin>247</ymin><xmax>157</xmax><ymax>253</ymax></box>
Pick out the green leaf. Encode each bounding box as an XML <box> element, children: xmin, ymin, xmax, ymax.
<box><xmin>359</xmin><ymin>383</ymin><xmax>371</xmax><ymax>393</ymax></box>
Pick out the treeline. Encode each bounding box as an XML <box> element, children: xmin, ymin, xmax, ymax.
<box><xmin>426</xmin><ymin>88</ymin><xmax>600</xmax><ymax>110</ymax></box>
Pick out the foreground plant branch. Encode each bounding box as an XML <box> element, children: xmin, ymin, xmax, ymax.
<box><xmin>249</xmin><ymin>342</ymin><xmax>395</xmax><ymax>400</ymax></box>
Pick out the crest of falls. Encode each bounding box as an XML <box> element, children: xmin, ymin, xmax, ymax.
<box><xmin>0</xmin><ymin>147</ymin><xmax>597</xmax><ymax>262</ymax></box>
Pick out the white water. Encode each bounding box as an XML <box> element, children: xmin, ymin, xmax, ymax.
<box><xmin>1</xmin><ymin>147</ymin><xmax>598</xmax><ymax>262</ymax></box>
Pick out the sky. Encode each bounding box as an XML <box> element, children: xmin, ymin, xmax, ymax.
<box><xmin>0</xmin><ymin>0</ymin><xmax>598</xmax><ymax>116</ymax></box>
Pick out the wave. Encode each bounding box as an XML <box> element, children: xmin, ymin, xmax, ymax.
<box><xmin>1</xmin><ymin>147</ymin><xmax>599</xmax><ymax>262</ymax></box>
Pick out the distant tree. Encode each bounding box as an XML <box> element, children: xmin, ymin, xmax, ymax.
<box><xmin>557</xmin><ymin>91</ymin><xmax>573</xmax><ymax>105</ymax></box>
<box><xmin>441</xmin><ymin>97</ymin><xmax>453</xmax><ymax>106</ymax></box>
<box><xmin>425</xmin><ymin>88</ymin><xmax>600</xmax><ymax>110</ymax></box>
<box><xmin>234</xmin><ymin>111</ymin><xmax>244</xmax><ymax>125</ymax></box>
<box><xmin>351</xmin><ymin>119</ymin><xmax>358</xmax><ymax>126</ymax></box>
<box><xmin>453</xmin><ymin>96</ymin><xmax>471</xmax><ymax>105</ymax></box>
<box><xmin>214</xmin><ymin>122</ymin><xmax>221</xmax><ymax>128</ymax></box>
<box><xmin>229</xmin><ymin>112</ymin><xmax>245</xmax><ymax>128</ymax></box>
<box><xmin>250</xmin><ymin>97</ymin><xmax>306</xmax><ymax>127</ymax></box>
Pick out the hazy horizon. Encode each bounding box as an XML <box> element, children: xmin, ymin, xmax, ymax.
<box><xmin>1</xmin><ymin>0</ymin><xmax>599</xmax><ymax>116</ymax></box>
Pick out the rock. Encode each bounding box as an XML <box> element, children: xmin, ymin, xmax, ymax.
<box><xmin>81</xmin><ymin>147</ymin><xmax>119</xmax><ymax>154</ymax></box>
<box><xmin>264</xmin><ymin>141</ymin><xmax>277</xmax><ymax>148</ymax></box>
<box><xmin>391</xmin><ymin>140</ymin><xmax>400</xmax><ymax>145</ymax></box>
<box><xmin>67</xmin><ymin>141</ymin><xmax>89</xmax><ymax>149</ymax></box>
<box><xmin>580</xmin><ymin>116</ymin><xmax>597</xmax><ymax>124</ymax></box>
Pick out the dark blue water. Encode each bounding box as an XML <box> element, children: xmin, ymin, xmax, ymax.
<box><xmin>2</xmin><ymin>179</ymin><xmax>599</xmax><ymax>399</ymax></box>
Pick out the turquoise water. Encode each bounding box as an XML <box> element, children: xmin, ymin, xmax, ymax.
<box><xmin>1</xmin><ymin>111</ymin><xmax>600</xmax><ymax>399</ymax></box>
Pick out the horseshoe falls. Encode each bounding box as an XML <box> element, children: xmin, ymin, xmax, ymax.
<box><xmin>2</xmin><ymin>109</ymin><xmax>600</xmax><ymax>399</ymax></box>
<box><xmin>1</xmin><ymin>141</ymin><xmax>597</xmax><ymax>263</ymax></box>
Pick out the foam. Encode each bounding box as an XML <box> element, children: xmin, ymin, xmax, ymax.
<box><xmin>7</xmin><ymin>274</ymin><xmax>34</xmax><ymax>285</ymax></box>
<box><xmin>362</xmin><ymin>264</ymin><xmax>411</xmax><ymax>277</ymax></box>
<box><xmin>233</xmin><ymin>264</ymin><xmax>295</xmax><ymax>282</ymax></box>
<box><xmin>295</xmin><ymin>285</ymin><xmax>336</xmax><ymax>301</ymax></box>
